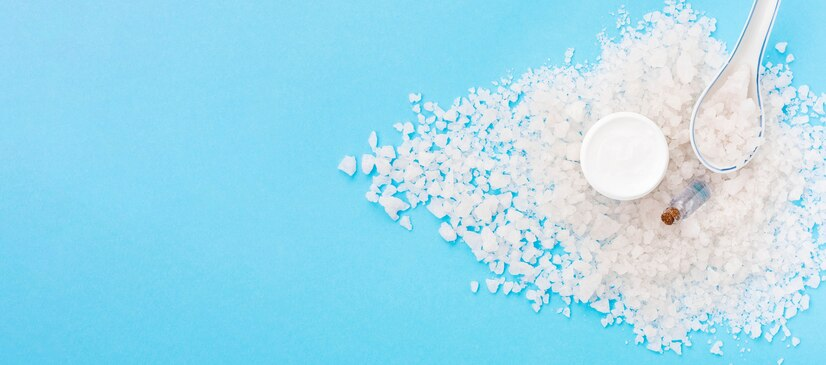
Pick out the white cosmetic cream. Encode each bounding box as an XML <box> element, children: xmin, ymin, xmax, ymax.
<box><xmin>580</xmin><ymin>112</ymin><xmax>669</xmax><ymax>200</ymax></box>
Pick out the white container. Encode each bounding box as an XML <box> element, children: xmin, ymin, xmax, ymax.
<box><xmin>580</xmin><ymin>112</ymin><xmax>669</xmax><ymax>201</ymax></box>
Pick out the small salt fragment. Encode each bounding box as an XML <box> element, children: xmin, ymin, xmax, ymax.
<box><xmin>378</xmin><ymin>196</ymin><xmax>409</xmax><ymax>221</ymax></box>
<box><xmin>408</xmin><ymin>93</ymin><xmax>422</xmax><ymax>103</ymax></box>
<box><xmin>438</xmin><ymin>223</ymin><xmax>457</xmax><ymax>242</ymax></box>
<box><xmin>337</xmin><ymin>155</ymin><xmax>357</xmax><ymax>176</ymax></box>
<box><xmin>775</xmin><ymin>42</ymin><xmax>788</xmax><ymax>53</ymax></box>
<box><xmin>502</xmin><ymin>281</ymin><xmax>514</xmax><ymax>295</ymax></box>
<box><xmin>486</xmin><ymin>278</ymin><xmax>500</xmax><ymax>293</ymax></box>
<box><xmin>709</xmin><ymin>340</ymin><xmax>723</xmax><ymax>356</ymax></box>
<box><xmin>377</xmin><ymin>146</ymin><xmax>396</xmax><ymax>159</ymax></box>
<box><xmin>590</xmin><ymin>215</ymin><xmax>620</xmax><ymax>241</ymax></box>
<box><xmin>398</xmin><ymin>216</ymin><xmax>412</xmax><ymax>231</ymax></box>
<box><xmin>591</xmin><ymin>299</ymin><xmax>610</xmax><ymax>313</ymax></box>
<box><xmin>470</xmin><ymin>280</ymin><xmax>479</xmax><ymax>293</ymax></box>
<box><xmin>806</xmin><ymin>275</ymin><xmax>820</xmax><ymax>288</ymax></box>
<box><xmin>675</xmin><ymin>52</ymin><xmax>697</xmax><ymax>83</ymax></box>
<box><xmin>786</xmin><ymin>54</ymin><xmax>795</xmax><ymax>63</ymax></box>
<box><xmin>361</xmin><ymin>154</ymin><xmax>375</xmax><ymax>174</ymax></box>
<box><xmin>777</xmin><ymin>358</ymin><xmax>784</xmax><ymax>365</ymax></box>
<box><xmin>564</xmin><ymin>48</ymin><xmax>575</xmax><ymax>64</ymax></box>
<box><xmin>368</xmin><ymin>131</ymin><xmax>378</xmax><ymax>150</ymax></box>
<box><xmin>669</xmin><ymin>342</ymin><xmax>682</xmax><ymax>355</ymax></box>
<box><xmin>791</xmin><ymin>337</ymin><xmax>800</xmax><ymax>347</ymax></box>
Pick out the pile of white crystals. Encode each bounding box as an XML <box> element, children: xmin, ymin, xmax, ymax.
<box><xmin>341</xmin><ymin>1</ymin><xmax>826</xmax><ymax>354</ymax></box>
<box><xmin>693</xmin><ymin>65</ymin><xmax>763</xmax><ymax>167</ymax></box>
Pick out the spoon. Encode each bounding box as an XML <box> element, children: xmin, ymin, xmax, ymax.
<box><xmin>689</xmin><ymin>0</ymin><xmax>781</xmax><ymax>174</ymax></box>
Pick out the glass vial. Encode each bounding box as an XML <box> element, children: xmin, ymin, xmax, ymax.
<box><xmin>661</xmin><ymin>179</ymin><xmax>711</xmax><ymax>225</ymax></box>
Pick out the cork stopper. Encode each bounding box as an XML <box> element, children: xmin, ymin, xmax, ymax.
<box><xmin>661</xmin><ymin>207</ymin><xmax>681</xmax><ymax>225</ymax></box>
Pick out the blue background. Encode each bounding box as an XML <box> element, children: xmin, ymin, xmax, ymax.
<box><xmin>1</xmin><ymin>0</ymin><xmax>823</xmax><ymax>363</ymax></box>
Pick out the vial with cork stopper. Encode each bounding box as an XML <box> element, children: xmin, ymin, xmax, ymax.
<box><xmin>661</xmin><ymin>179</ymin><xmax>711</xmax><ymax>225</ymax></box>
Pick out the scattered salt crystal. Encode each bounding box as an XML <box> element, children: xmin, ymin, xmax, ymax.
<box><xmin>337</xmin><ymin>155</ymin><xmax>357</xmax><ymax>176</ymax></box>
<box><xmin>591</xmin><ymin>299</ymin><xmax>610</xmax><ymax>313</ymax></box>
<box><xmin>675</xmin><ymin>52</ymin><xmax>697</xmax><ymax>84</ymax></box>
<box><xmin>378</xmin><ymin>195</ymin><xmax>409</xmax><ymax>221</ymax></box>
<box><xmin>377</xmin><ymin>145</ymin><xmax>395</xmax><ymax>159</ymax></box>
<box><xmin>470</xmin><ymin>280</ymin><xmax>479</xmax><ymax>293</ymax></box>
<box><xmin>791</xmin><ymin>336</ymin><xmax>800</xmax><ymax>347</ymax></box>
<box><xmin>368</xmin><ymin>131</ymin><xmax>378</xmax><ymax>150</ymax></box>
<box><xmin>408</xmin><ymin>93</ymin><xmax>422</xmax><ymax>103</ymax></box>
<box><xmin>806</xmin><ymin>275</ymin><xmax>820</xmax><ymax>288</ymax></box>
<box><xmin>360</xmin><ymin>154</ymin><xmax>375</xmax><ymax>174</ymax></box>
<box><xmin>438</xmin><ymin>222</ymin><xmax>457</xmax><ymax>242</ymax></box>
<box><xmin>564</xmin><ymin>48</ymin><xmax>575</xmax><ymax>64</ymax></box>
<box><xmin>399</xmin><ymin>216</ymin><xmax>412</xmax><ymax>230</ymax></box>
<box><xmin>786</xmin><ymin>54</ymin><xmax>795</xmax><ymax>63</ymax></box>
<box><xmin>502</xmin><ymin>281</ymin><xmax>514</xmax><ymax>295</ymax></box>
<box><xmin>777</xmin><ymin>358</ymin><xmax>784</xmax><ymax>365</ymax></box>
<box><xmin>486</xmin><ymin>278</ymin><xmax>501</xmax><ymax>293</ymax></box>
<box><xmin>709</xmin><ymin>340</ymin><xmax>723</xmax><ymax>356</ymax></box>
<box><xmin>775</xmin><ymin>42</ymin><xmax>788</xmax><ymax>53</ymax></box>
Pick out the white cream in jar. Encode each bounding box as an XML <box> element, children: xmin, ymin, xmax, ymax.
<box><xmin>580</xmin><ymin>112</ymin><xmax>669</xmax><ymax>201</ymax></box>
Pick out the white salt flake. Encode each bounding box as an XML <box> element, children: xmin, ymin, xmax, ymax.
<box><xmin>564</xmin><ymin>48</ymin><xmax>575</xmax><ymax>64</ymax></box>
<box><xmin>775</xmin><ymin>42</ymin><xmax>787</xmax><ymax>53</ymax></box>
<box><xmin>486</xmin><ymin>278</ymin><xmax>501</xmax><ymax>293</ymax></box>
<box><xmin>378</xmin><ymin>195</ymin><xmax>409</xmax><ymax>221</ymax></box>
<box><xmin>337</xmin><ymin>155</ymin><xmax>357</xmax><ymax>176</ymax></box>
<box><xmin>709</xmin><ymin>340</ymin><xmax>723</xmax><ymax>356</ymax></box>
<box><xmin>368</xmin><ymin>131</ymin><xmax>378</xmax><ymax>150</ymax></box>
<box><xmin>470</xmin><ymin>280</ymin><xmax>479</xmax><ymax>293</ymax></box>
<box><xmin>399</xmin><ymin>216</ymin><xmax>412</xmax><ymax>231</ymax></box>
<box><xmin>438</xmin><ymin>222</ymin><xmax>457</xmax><ymax>242</ymax></box>
<box><xmin>591</xmin><ymin>299</ymin><xmax>610</xmax><ymax>313</ymax></box>
<box><xmin>361</xmin><ymin>154</ymin><xmax>375</xmax><ymax>174</ymax></box>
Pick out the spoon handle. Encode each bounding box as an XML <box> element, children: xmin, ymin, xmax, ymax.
<box><xmin>732</xmin><ymin>0</ymin><xmax>781</xmax><ymax>70</ymax></box>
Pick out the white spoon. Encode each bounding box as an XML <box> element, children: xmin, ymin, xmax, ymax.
<box><xmin>689</xmin><ymin>0</ymin><xmax>781</xmax><ymax>173</ymax></box>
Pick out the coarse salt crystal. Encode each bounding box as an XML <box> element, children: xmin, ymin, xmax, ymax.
<box><xmin>361</xmin><ymin>154</ymin><xmax>375</xmax><ymax>174</ymax></box>
<box><xmin>709</xmin><ymin>340</ymin><xmax>723</xmax><ymax>356</ymax></box>
<box><xmin>438</xmin><ymin>222</ymin><xmax>457</xmax><ymax>242</ymax></box>
<box><xmin>470</xmin><ymin>280</ymin><xmax>479</xmax><ymax>293</ymax></box>
<box><xmin>486</xmin><ymin>278</ymin><xmax>501</xmax><ymax>293</ymax></box>
<box><xmin>368</xmin><ymin>131</ymin><xmax>378</xmax><ymax>150</ymax></box>
<box><xmin>399</xmin><ymin>216</ymin><xmax>412</xmax><ymax>230</ymax></box>
<box><xmin>337</xmin><ymin>155</ymin><xmax>357</xmax><ymax>176</ymax></box>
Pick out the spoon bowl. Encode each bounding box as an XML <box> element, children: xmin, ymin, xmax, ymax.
<box><xmin>689</xmin><ymin>0</ymin><xmax>781</xmax><ymax>173</ymax></box>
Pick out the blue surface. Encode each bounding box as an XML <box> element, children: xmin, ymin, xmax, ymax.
<box><xmin>1</xmin><ymin>1</ymin><xmax>824</xmax><ymax>363</ymax></box>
